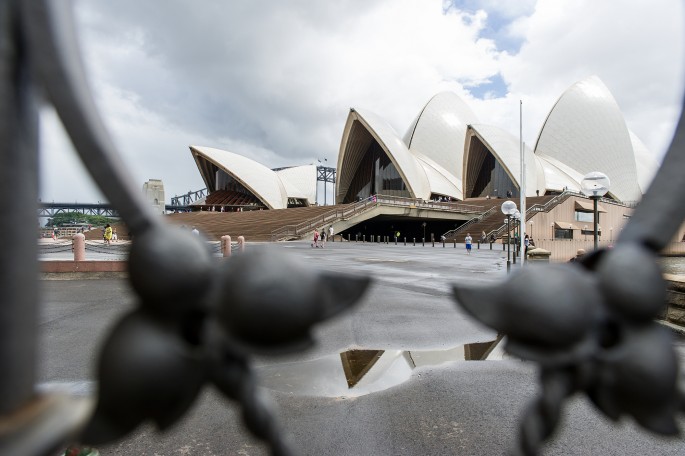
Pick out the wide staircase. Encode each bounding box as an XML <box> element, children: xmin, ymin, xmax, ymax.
<box><xmin>202</xmin><ymin>189</ymin><xmax>264</xmax><ymax>208</ymax></box>
<box><xmin>444</xmin><ymin>195</ymin><xmax>560</xmax><ymax>243</ymax></box>
<box><xmin>164</xmin><ymin>205</ymin><xmax>347</xmax><ymax>241</ymax></box>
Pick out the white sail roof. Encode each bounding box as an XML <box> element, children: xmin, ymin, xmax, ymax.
<box><xmin>534</xmin><ymin>76</ymin><xmax>641</xmax><ymax>202</ymax></box>
<box><xmin>190</xmin><ymin>146</ymin><xmax>288</xmax><ymax>209</ymax></box>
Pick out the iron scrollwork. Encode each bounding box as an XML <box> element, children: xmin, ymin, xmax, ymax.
<box><xmin>1</xmin><ymin>1</ymin><xmax>369</xmax><ymax>454</ymax></box>
<box><xmin>453</xmin><ymin>109</ymin><xmax>685</xmax><ymax>454</ymax></box>
<box><xmin>2</xmin><ymin>1</ymin><xmax>685</xmax><ymax>455</ymax></box>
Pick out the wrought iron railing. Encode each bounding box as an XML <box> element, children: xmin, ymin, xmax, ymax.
<box><xmin>2</xmin><ymin>2</ymin><xmax>685</xmax><ymax>456</ymax></box>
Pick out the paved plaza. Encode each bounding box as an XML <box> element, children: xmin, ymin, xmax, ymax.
<box><xmin>39</xmin><ymin>241</ymin><xmax>685</xmax><ymax>455</ymax></box>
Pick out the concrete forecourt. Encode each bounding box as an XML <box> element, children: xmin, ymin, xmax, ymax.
<box><xmin>39</xmin><ymin>241</ymin><xmax>685</xmax><ymax>455</ymax></box>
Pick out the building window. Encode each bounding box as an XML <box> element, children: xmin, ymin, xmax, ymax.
<box><xmin>574</xmin><ymin>211</ymin><xmax>594</xmax><ymax>223</ymax></box>
<box><xmin>554</xmin><ymin>228</ymin><xmax>573</xmax><ymax>239</ymax></box>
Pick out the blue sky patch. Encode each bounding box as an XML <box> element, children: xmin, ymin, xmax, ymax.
<box><xmin>445</xmin><ymin>0</ymin><xmax>534</xmax><ymax>54</ymax></box>
<box><xmin>466</xmin><ymin>73</ymin><xmax>508</xmax><ymax>99</ymax></box>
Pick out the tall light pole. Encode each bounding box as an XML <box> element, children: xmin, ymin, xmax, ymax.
<box><xmin>501</xmin><ymin>200</ymin><xmax>517</xmax><ymax>273</ymax></box>
<box><xmin>580</xmin><ymin>171</ymin><xmax>611</xmax><ymax>250</ymax></box>
<box><xmin>512</xmin><ymin>210</ymin><xmax>520</xmax><ymax>265</ymax></box>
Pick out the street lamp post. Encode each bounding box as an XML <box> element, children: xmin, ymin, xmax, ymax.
<box><xmin>580</xmin><ymin>171</ymin><xmax>611</xmax><ymax>250</ymax></box>
<box><xmin>501</xmin><ymin>200</ymin><xmax>517</xmax><ymax>273</ymax></box>
<box><xmin>512</xmin><ymin>210</ymin><xmax>521</xmax><ymax>265</ymax></box>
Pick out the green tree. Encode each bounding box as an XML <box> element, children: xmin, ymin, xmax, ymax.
<box><xmin>46</xmin><ymin>212</ymin><xmax>116</xmax><ymax>227</ymax></box>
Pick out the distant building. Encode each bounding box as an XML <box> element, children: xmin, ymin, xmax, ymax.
<box><xmin>143</xmin><ymin>179</ymin><xmax>165</xmax><ymax>215</ymax></box>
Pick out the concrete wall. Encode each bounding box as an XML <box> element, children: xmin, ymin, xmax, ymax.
<box><xmin>143</xmin><ymin>179</ymin><xmax>166</xmax><ymax>215</ymax></box>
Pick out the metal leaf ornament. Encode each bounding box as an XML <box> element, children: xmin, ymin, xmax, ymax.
<box><xmin>13</xmin><ymin>0</ymin><xmax>372</xmax><ymax>451</ymax></box>
<box><xmin>211</xmin><ymin>249</ymin><xmax>371</xmax><ymax>354</ymax></box>
<box><xmin>83</xmin><ymin>245</ymin><xmax>370</xmax><ymax>454</ymax></box>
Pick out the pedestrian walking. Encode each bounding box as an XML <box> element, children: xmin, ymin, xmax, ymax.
<box><xmin>320</xmin><ymin>228</ymin><xmax>326</xmax><ymax>247</ymax></box>
<box><xmin>465</xmin><ymin>233</ymin><xmax>472</xmax><ymax>255</ymax></box>
<box><xmin>103</xmin><ymin>224</ymin><xmax>113</xmax><ymax>245</ymax></box>
<box><xmin>312</xmin><ymin>229</ymin><xmax>319</xmax><ymax>248</ymax></box>
<box><xmin>329</xmin><ymin>225</ymin><xmax>334</xmax><ymax>241</ymax></box>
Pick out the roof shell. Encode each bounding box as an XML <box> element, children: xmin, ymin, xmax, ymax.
<box><xmin>534</xmin><ymin>75</ymin><xmax>640</xmax><ymax>202</ymax></box>
<box><xmin>628</xmin><ymin>130</ymin><xmax>659</xmax><ymax>195</ymax></box>
<box><xmin>465</xmin><ymin>124</ymin><xmax>540</xmax><ymax>197</ymax></box>
<box><xmin>336</xmin><ymin>108</ymin><xmax>430</xmax><ymax>201</ymax></box>
<box><xmin>415</xmin><ymin>153</ymin><xmax>462</xmax><ymax>199</ymax></box>
<box><xmin>404</xmin><ymin>92</ymin><xmax>479</xmax><ymax>182</ymax></box>
<box><xmin>190</xmin><ymin>146</ymin><xmax>288</xmax><ymax>209</ymax></box>
<box><xmin>275</xmin><ymin>165</ymin><xmax>317</xmax><ymax>204</ymax></box>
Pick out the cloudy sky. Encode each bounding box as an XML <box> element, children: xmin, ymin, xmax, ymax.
<box><xmin>40</xmin><ymin>0</ymin><xmax>685</xmax><ymax>204</ymax></box>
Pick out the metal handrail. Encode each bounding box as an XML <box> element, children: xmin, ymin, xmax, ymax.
<box><xmin>489</xmin><ymin>192</ymin><xmax>574</xmax><ymax>240</ymax></box>
<box><xmin>487</xmin><ymin>190</ymin><xmax>633</xmax><ymax>240</ymax></box>
<box><xmin>441</xmin><ymin>206</ymin><xmax>497</xmax><ymax>239</ymax></box>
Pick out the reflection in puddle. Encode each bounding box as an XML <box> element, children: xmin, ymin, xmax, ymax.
<box><xmin>257</xmin><ymin>339</ymin><xmax>500</xmax><ymax>398</ymax></box>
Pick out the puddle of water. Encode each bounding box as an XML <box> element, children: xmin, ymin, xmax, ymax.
<box><xmin>257</xmin><ymin>339</ymin><xmax>499</xmax><ymax>398</ymax></box>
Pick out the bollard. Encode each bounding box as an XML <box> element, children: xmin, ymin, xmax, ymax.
<box><xmin>454</xmin><ymin>239</ymin><xmax>456</xmax><ymax>248</ymax></box>
<box><xmin>72</xmin><ymin>233</ymin><xmax>85</xmax><ymax>261</ymax></box>
<box><xmin>413</xmin><ymin>238</ymin><xmax>416</xmax><ymax>246</ymax></box>
<box><xmin>404</xmin><ymin>237</ymin><xmax>406</xmax><ymax>246</ymax></box>
<box><xmin>443</xmin><ymin>240</ymin><xmax>445</xmax><ymax>248</ymax></box>
<box><xmin>432</xmin><ymin>239</ymin><xmax>435</xmax><ymax>247</ymax></box>
<box><xmin>503</xmin><ymin>242</ymin><xmax>506</xmax><ymax>251</ymax></box>
<box><xmin>395</xmin><ymin>237</ymin><xmax>398</xmax><ymax>245</ymax></box>
<box><xmin>422</xmin><ymin>238</ymin><xmax>425</xmax><ymax>247</ymax></box>
<box><xmin>477</xmin><ymin>241</ymin><xmax>480</xmax><ymax>250</ymax></box>
<box><xmin>221</xmin><ymin>235</ymin><xmax>232</xmax><ymax>257</ymax></box>
<box><xmin>237</xmin><ymin>236</ymin><xmax>245</xmax><ymax>253</ymax></box>
<box><xmin>363</xmin><ymin>235</ymin><xmax>365</xmax><ymax>243</ymax></box>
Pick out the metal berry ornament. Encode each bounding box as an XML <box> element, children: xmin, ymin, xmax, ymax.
<box><xmin>452</xmin><ymin>108</ymin><xmax>685</xmax><ymax>453</ymax></box>
<box><xmin>0</xmin><ymin>2</ymin><xmax>371</xmax><ymax>455</ymax></box>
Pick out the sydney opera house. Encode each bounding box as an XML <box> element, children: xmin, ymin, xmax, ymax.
<box><xmin>190</xmin><ymin>76</ymin><xmax>658</xmax><ymax>211</ymax></box>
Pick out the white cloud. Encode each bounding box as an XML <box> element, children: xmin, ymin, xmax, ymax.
<box><xmin>38</xmin><ymin>0</ymin><xmax>684</xmax><ymax>203</ymax></box>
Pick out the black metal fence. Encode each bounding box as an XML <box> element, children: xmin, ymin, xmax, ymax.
<box><xmin>1</xmin><ymin>2</ymin><xmax>684</xmax><ymax>456</ymax></box>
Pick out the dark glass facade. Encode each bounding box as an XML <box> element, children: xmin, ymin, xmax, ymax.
<box><xmin>216</xmin><ymin>170</ymin><xmax>252</xmax><ymax>195</ymax></box>
<box><xmin>469</xmin><ymin>151</ymin><xmax>518</xmax><ymax>198</ymax></box>
<box><xmin>464</xmin><ymin>134</ymin><xmax>518</xmax><ymax>199</ymax></box>
<box><xmin>343</xmin><ymin>142</ymin><xmax>409</xmax><ymax>203</ymax></box>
